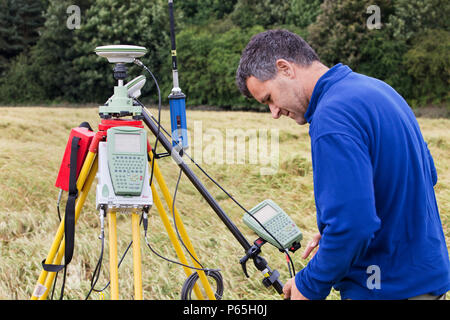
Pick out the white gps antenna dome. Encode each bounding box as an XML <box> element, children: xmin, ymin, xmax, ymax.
<box><xmin>95</xmin><ymin>45</ymin><xmax>147</xmax><ymax>63</ymax></box>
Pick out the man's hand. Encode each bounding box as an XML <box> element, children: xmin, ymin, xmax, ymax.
<box><xmin>282</xmin><ymin>233</ymin><xmax>322</xmax><ymax>300</ymax></box>
<box><xmin>283</xmin><ymin>277</ymin><xmax>309</xmax><ymax>300</ymax></box>
<box><xmin>302</xmin><ymin>232</ymin><xmax>321</xmax><ymax>259</ymax></box>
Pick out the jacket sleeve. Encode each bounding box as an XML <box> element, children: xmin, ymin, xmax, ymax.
<box><xmin>295</xmin><ymin>133</ymin><xmax>381</xmax><ymax>300</ymax></box>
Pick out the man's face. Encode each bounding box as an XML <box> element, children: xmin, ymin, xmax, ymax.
<box><xmin>246</xmin><ymin>71</ymin><xmax>309</xmax><ymax>125</ymax></box>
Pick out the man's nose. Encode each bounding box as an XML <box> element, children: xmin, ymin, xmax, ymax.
<box><xmin>269</xmin><ymin>104</ymin><xmax>281</xmax><ymax>119</ymax></box>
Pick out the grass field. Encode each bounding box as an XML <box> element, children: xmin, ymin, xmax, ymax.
<box><xmin>0</xmin><ymin>106</ymin><xmax>448</xmax><ymax>300</ymax></box>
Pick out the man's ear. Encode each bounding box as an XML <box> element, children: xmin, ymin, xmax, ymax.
<box><xmin>275</xmin><ymin>59</ymin><xmax>295</xmax><ymax>79</ymax></box>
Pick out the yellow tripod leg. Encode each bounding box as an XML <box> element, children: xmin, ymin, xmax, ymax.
<box><xmin>131</xmin><ymin>211</ymin><xmax>143</xmax><ymax>300</ymax></box>
<box><xmin>31</xmin><ymin>152</ymin><xmax>97</xmax><ymax>300</ymax></box>
<box><xmin>108</xmin><ymin>211</ymin><xmax>119</xmax><ymax>300</ymax></box>
<box><xmin>149</xmin><ymin>152</ymin><xmax>216</xmax><ymax>300</ymax></box>
<box><xmin>150</xmin><ymin>183</ymin><xmax>205</xmax><ymax>300</ymax></box>
<box><xmin>39</xmin><ymin>155</ymin><xmax>98</xmax><ymax>300</ymax></box>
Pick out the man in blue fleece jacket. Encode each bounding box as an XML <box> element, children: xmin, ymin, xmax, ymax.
<box><xmin>236</xmin><ymin>29</ymin><xmax>450</xmax><ymax>300</ymax></box>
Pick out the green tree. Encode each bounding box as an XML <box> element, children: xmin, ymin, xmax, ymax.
<box><xmin>26</xmin><ymin>0</ymin><xmax>93</xmax><ymax>103</ymax></box>
<box><xmin>306</xmin><ymin>0</ymin><xmax>450</xmax><ymax>104</ymax></box>
<box><xmin>72</xmin><ymin>0</ymin><xmax>171</xmax><ymax>104</ymax></box>
<box><xmin>287</xmin><ymin>0</ymin><xmax>323</xmax><ymax>29</ymax></box>
<box><xmin>2</xmin><ymin>0</ymin><xmax>447</xmax><ymax>108</ymax></box>
<box><xmin>356</xmin><ymin>30</ymin><xmax>410</xmax><ymax>98</ymax></box>
<box><xmin>0</xmin><ymin>0</ymin><xmax>47</xmax><ymax>75</ymax></box>
<box><xmin>230</xmin><ymin>0</ymin><xmax>290</xmax><ymax>29</ymax></box>
<box><xmin>176</xmin><ymin>25</ymin><xmax>264</xmax><ymax>109</ymax></box>
<box><xmin>387</xmin><ymin>0</ymin><xmax>449</xmax><ymax>43</ymax></box>
<box><xmin>382</xmin><ymin>0</ymin><xmax>449</xmax><ymax>102</ymax></box>
<box><xmin>0</xmin><ymin>0</ymin><xmax>70</xmax><ymax>104</ymax></box>
<box><xmin>0</xmin><ymin>0</ymin><xmax>173</xmax><ymax>104</ymax></box>
<box><xmin>307</xmin><ymin>0</ymin><xmax>393</xmax><ymax>69</ymax></box>
<box><xmin>404</xmin><ymin>29</ymin><xmax>450</xmax><ymax>105</ymax></box>
<box><xmin>0</xmin><ymin>52</ymin><xmax>46</xmax><ymax>103</ymax></box>
<box><xmin>207</xmin><ymin>26</ymin><xmax>265</xmax><ymax>109</ymax></box>
<box><xmin>176</xmin><ymin>27</ymin><xmax>214</xmax><ymax>106</ymax></box>
<box><xmin>178</xmin><ymin>0</ymin><xmax>237</xmax><ymax>25</ymax></box>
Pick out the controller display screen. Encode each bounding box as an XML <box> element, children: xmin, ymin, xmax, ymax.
<box><xmin>114</xmin><ymin>134</ymin><xmax>141</xmax><ymax>153</ymax></box>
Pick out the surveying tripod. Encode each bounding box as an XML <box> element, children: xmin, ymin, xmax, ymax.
<box><xmin>31</xmin><ymin>115</ymin><xmax>219</xmax><ymax>300</ymax></box>
<box><xmin>31</xmin><ymin>110</ymin><xmax>285</xmax><ymax>300</ymax></box>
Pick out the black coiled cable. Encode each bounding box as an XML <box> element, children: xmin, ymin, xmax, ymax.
<box><xmin>180</xmin><ymin>269</ymin><xmax>224</xmax><ymax>300</ymax></box>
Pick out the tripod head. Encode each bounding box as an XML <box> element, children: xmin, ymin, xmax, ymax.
<box><xmin>95</xmin><ymin>45</ymin><xmax>147</xmax><ymax>119</ymax></box>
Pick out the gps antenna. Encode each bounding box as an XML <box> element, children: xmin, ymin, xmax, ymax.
<box><xmin>168</xmin><ymin>0</ymin><xmax>188</xmax><ymax>151</ymax></box>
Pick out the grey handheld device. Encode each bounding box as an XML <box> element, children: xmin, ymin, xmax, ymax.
<box><xmin>95</xmin><ymin>126</ymin><xmax>152</xmax><ymax>211</ymax></box>
<box><xmin>106</xmin><ymin>126</ymin><xmax>147</xmax><ymax>196</ymax></box>
<box><xmin>243</xmin><ymin>199</ymin><xmax>302</xmax><ymax>250</ymax></box>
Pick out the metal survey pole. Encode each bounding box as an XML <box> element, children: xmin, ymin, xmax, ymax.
<box><xmin>142</xmin><ymin>110</ymin><xmax>252</xmax><ymax>251</ymax></box>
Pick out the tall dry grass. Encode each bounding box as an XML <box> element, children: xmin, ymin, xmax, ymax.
<box><xmin>0</xmin><ymin>106</ymin><xmax>448</xmax><ymax>300</ymax></box>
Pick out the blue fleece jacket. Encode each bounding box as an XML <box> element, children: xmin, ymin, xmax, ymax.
<box><xmin>295</xmin><ymin>63</ymin><xmax>450</xmax><ymax>300</ymax></box>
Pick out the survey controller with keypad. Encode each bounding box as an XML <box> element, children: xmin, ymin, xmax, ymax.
<box><xmin>95</xmin><ymin>126</ymin><xmax>152</xmax><ymax>211</ymax></box>
<box><xmin>243</xmin><ymin>199</ymin><xmax>302</xmax><ymax>250</ymax></box>
<box><xmin>107</xmin><ymin>126</ymin><xmax>147</xmax><ymax>195</ymax></box>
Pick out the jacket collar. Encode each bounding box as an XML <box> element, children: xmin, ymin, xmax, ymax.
<box><xmin>304</xmin><ymin>63</ymin><xmax>352</xmax><ymax>124</ymax></box>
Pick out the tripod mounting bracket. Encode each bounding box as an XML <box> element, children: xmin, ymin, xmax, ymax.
<box><xmin>239</xmin><ymin>238</ymin><xmax>284</xmax><ymax>294</ymax></box>
<box><xmin>113</xmin><ymin>63</ymin><xmax>128</xmax><ymax>81</ymax></box>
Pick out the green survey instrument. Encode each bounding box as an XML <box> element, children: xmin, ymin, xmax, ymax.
<box><xmin>107</xmin><ymin>126</ymin><xmax>148</xmax><ymax>196</ymax></box>
<box><xmin>95</xmin><ymin>45</ymin><xmax>148</xmax><ymax>119</ymax></box>
<box><xmin>243</xmin><ymin>199</ymin><xmax>302</xmax><ymax>251</ymax></box>
<box><xmin>96</xmin><ymin>125</ymin><xmax>153</xmax><ymax>212</ymax></box>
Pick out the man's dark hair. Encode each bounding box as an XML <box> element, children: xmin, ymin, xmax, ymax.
<box><xmin>236</xmin><ymin>29</ymin><xmax>320</xmax><ymax>98</ymax></box>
